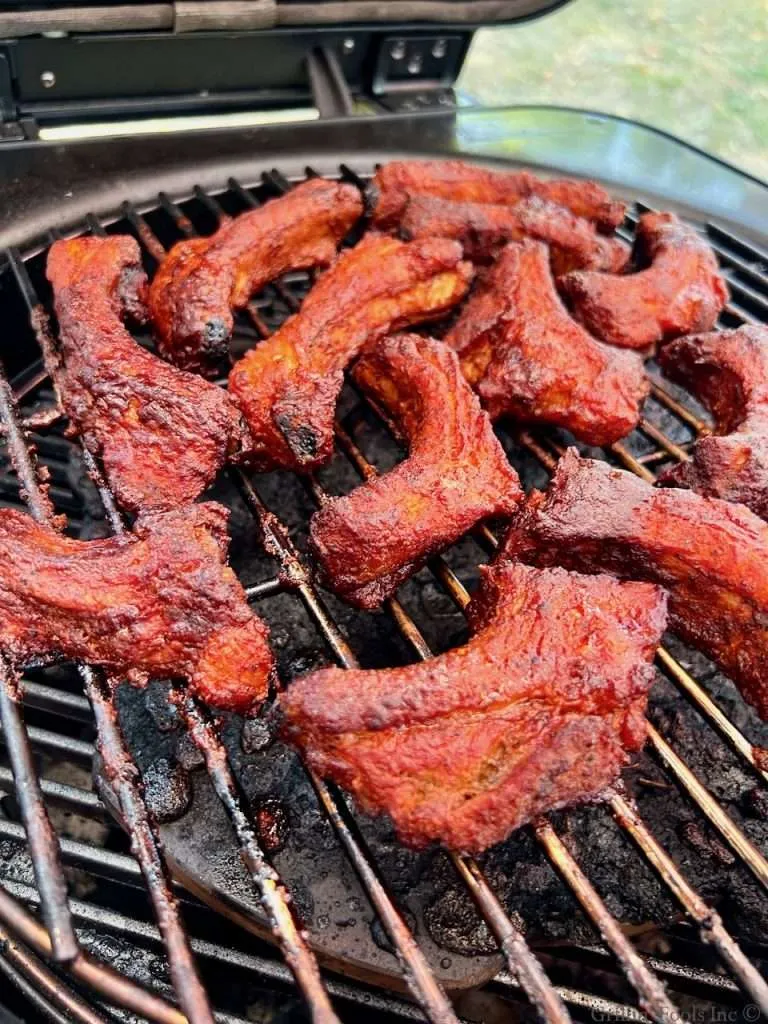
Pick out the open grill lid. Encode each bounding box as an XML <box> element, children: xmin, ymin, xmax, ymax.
<box><xmin>0</xmin><ymin>0</ymin><xmax>572</xmax><ymax>133</ymax></box>
<box><xmin>0</xmin><ymin>0</ymin><xmax>571</xmax><ymax>32</ymax></box>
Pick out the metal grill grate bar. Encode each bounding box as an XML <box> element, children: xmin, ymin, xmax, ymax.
<box><xmin>0</xmin><ymin>657</ymin><xmax>78</xmax><ymax>963</ymax></box>
<box><xmin>16</xmin><ymin>229</ymin><xmax>341</xmax><ymax>1024</ymax></box>
<box><xmin>4</xmin><ymin>253</ymin><xmax>217</xmax><ymax>1024</ymax></box>
<box><xmin>0</xmin><ymin>372</ymin><xmax>78</xmax><ymax>963</ymax></box>
<box><xmin>0</xmin><ymin>765</ymin><xmax>104</xmax><ymax>817</ymax></box>
<box><xmin>0</xmin><ymin>938</ymin><xmax>110</xmax><ymax>1024</ymax></box>
<box><xmin>0</xmin><ymin>818</ymin><xmax>142</xmax><ymax>883</ymax></box>
<box><xmin>0</xmin><ymin>881</ymin><xmax>187</xmax><ymax>1024</ymax></box>
<box><xmin>0</xmin><ymin>723</ymin><xmax>94</xmax><ymax>762</ymax></box>
<box><xmin>19</xmin><ymin>680</ymin><xmax>92</xmax><ymax>722</ymax></box>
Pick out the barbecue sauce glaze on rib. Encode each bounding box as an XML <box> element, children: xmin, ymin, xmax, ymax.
<box><xmin>559</xmin><ymin>212</ymin><xmax>728</xmax><ymax>350</ymax></box>
<box><xmin>282</xmin><ymin>562</ymin><xmax>667</xmax><ymax>853</ymax></box>
<box><xmin>658</xmin><ymin>325</ymin><xmax>768</xmax><ymax>520</ymax></box>
<box><xmin>371</xmin><ymin>159</ymin><xmax>626</xmax><ymax>233</ymax></box>
<box><xmin>400</xmin><ymin>193</ymin><xmax>630</xmax><ymax>273</ymax></box>
<box><xmin>309</xmin><ymin>333</ymin><xmax>522</xmax><ymax>608</ymax></box>
<box><xmin>229</xmin><ymin>233</ymin><xmax>473</xmax><ymax>473</ymax></box>
<box><xmin>149</xmin><ymin>179</ymin><xmax>363</xmax><ymax>376</ymax></box>
<box><xmin>47</xmin><ymin>235</ymin><xmax>243</xmax><ymax>514</ymax></box>
<box><xmin>445</xmin><ymin>239</ymin><xmax>648</xmax><ymax>446</ymax></box>
<box><xmin>0</xmin><ymin>503</ymin><xmax>273</xmax><ymax>713</ymax></box>
<box><xmin>504</xmin><ymin>448</ymin><xmax>768</xmax><ymax>720</ymax></box>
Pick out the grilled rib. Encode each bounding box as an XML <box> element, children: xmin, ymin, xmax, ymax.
<box><xmin>47</xmin><ymin>235</ymin><xmax>242</xmax><ymax>514</ymax></box>
<box><xmin>559</xmin><ymin>212</ymin><xmax>728</xmax><ymax>350</ymax></box>
<box><xmin>503</xmin><ymin>448</ymin><xmax>768</xmax><ymax>720</ymax></box>
<box><xmin>657</xmin><ymin>325</ymin><xmax>768</xmax><ymax>519</ymax></box>
<box><xmin>400</xmin><ymin>193</ymin><xmax>630</xmax><ymax>273</ymax></box>
<box><xmin>229</xmin><ymin>234</ymin><xmax>473</xmax><ymax>473</ymax></box>
<box><xmin>149</xmin><ymin>178</ymin><xmax>363</xmax><ymax>376</ymax></box>
<box><xmin>309</xmin><ymin>333</ymin><xmax>522</xmax><ymax>608</ymax></box>
<box><xmin>445</xmin><ymin>240</ymin><xmax>648</xmax><ymax>446</ymax></box>
<box><xmin>372</xmin><ymin>159</ymin><xmax>626</xmax><ymax>233</ymax></box>
<box><xmin>281</xmin><ymin>561</ymin><xmax>667</xmax><ymax>853</ymax></box>
<box><xmin>0</xmin><ymin>503</ymin><xmax>273</xmax><ymax>713</ymax></box>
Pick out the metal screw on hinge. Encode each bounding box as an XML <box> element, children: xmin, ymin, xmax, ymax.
<box><xmin>342</xmin><ymin>38</ymin><xmax>355</xmax><ymax>53</ymax></box>
<box><xmin>432</xmin><ymin>38</ymin><xmax>448</xmax><ymax>58</ymax></box>
<box><xmin>407</xmin><ymin>53</ymin><xmax>423</xmax><ymax>75</ymax></box>
<box><xmin>390</xmin><ymin>39</ymin><xmax>406</xmax><ymax>60</ymax></box>
<box><xmin>40</xmin><ymin>70</ymin><xmax>56</xmax><ymax>89</ymax></box>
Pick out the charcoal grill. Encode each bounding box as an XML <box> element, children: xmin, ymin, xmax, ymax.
<box><xmin>0</xmin><ymin>6</ymin><xmax>767</xmax><ymax>1021</ymax></box>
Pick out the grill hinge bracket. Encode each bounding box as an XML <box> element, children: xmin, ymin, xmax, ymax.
<box><xmin>371</xmin><ymin>33</ymin><xmax>469</xmax><ymax>99</ymax></box>
<box><xmin>306</xmin><ymin>45</ymin><xmax>354</xmax><ymax>119</ymax></box>
<box><xmin>0</xmin><ymin>44</ymin><xmax>38</xmax><ymax>140</ymax></box>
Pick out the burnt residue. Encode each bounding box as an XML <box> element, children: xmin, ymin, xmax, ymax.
<box><xmin>253</xmin><ymin>799</ymin><xmax>290</xmax><ymax>854</ymax></box>
<box><xmin>240</xmin><ymin>717</ymin><xmax>273</xmax><ymax>755</ymax></box>
<box><xmin>143</xmin><ymin>680</ymin><xmax>181</xmax><ymax>734</ymax></box>
<box><xmin>425</xmin><ymin>885</ymin><xmax>496</xmax><ymax>957</ymax></box>
<box><xmin>175</xmin><ymin>731</ymin><xmax>206</xmax><ymax>771</ymax></box>
<box><xmin>142</xmin><ymin>758</ymin><xmax>192</xmax><ymax>824</ymax></box>
<box><xmin>678</xmin><ymin>821</ymin><xmax>736</xmax><ymax>866</ymax></box>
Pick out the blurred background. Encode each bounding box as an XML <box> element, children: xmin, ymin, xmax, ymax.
<box><xmin>458</xmin><ymin>0</ymin><xmax>768</xmax><ymax>181</ymax></box>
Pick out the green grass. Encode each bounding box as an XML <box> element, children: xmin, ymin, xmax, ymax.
<box><xmin>458</xmin><ymin>0</ymin><xmax>768</xmax><ymax>181</ymax></box>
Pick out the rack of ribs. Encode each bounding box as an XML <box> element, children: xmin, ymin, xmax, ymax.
<box><xmin>0</xmin><ymin>502</ymin><xmax>273</xmax><ymax>713</ymax></box>
<box><xmin>559</xmin><ymin>212</ymin><xmax>728</xmax><ymax>350</ymax></box>
<box><xmin>503</xmin><ymin>448</ymin><xmax>768</xmax><ymax>719</ymax></box>
<box><xmin>149</xmin><ymin>178</ymin><xmax>363</xmax><ymax>376</ymax></box>
<box><xmin>309</xmin><ymin>333</ymin><xmax>522</xmax><ymax>608</ymax></box>
<box><xmin>281</xmin><ymin>561</ymin><xmax>667</xmax><ymax>853</ymax></box>
<box><xmin>445</xmin><ymin>239</ymin><xmax>648</xmax><ymax>445</ymax></box>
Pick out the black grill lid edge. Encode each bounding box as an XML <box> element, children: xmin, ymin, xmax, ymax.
<box><xmin>0</xmin><ymin>0</ymin><xmax>574</xmax><ymax>36</ymax></box>
<box><xmin>0</xmin><ymin>106</ymin><xmax>765</xmax><ymax>252</ymax></box>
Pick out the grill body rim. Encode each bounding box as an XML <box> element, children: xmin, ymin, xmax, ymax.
<box><xmin>0</xmin><ymin>124</ymin><xmax>767</xmax><ymax>1024</ymax></box>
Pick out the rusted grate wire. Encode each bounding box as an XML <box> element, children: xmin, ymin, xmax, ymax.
<box><xmin>0</xmin><ymin>161</ymin><xmax>766</xmax><ymax>1024</ymax></box>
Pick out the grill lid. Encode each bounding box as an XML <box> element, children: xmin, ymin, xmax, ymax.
<box><xmin>0</xmin><ymin>0</ymin><xmax>573</xmax><ymax>132</ymax></box>
<box><xmin>0</xmin><ymin>0</ymin><xmax>572</xmax><ymax>35</ymax></box>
